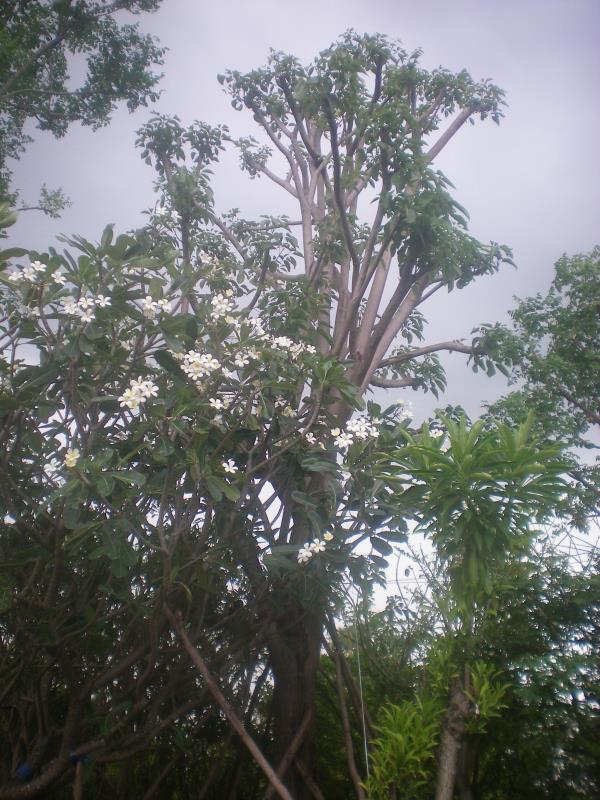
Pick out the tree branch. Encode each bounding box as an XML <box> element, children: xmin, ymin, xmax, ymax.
<box><xmin>332</xmin><ymin>648</ymin><xmax>366</xmax><ymax>800</ymax></box>
<box><xmin>369</xmin><ymin>376</ymin><xmax>416</xmax><ymax>389</ymax></box>
<box><xmin>166</xmin><ymin>607</ymin><xmax>294</xmax><ymax>800</ymax></box>
<box><xmin>427</xmin><ymin>106</ymin><xmax>473</xmax><ymax>162</ymax></box>
<box><xmin>0</xmin><ymin>14</ymin><xmax>72</xmax><ymax>99</ymax></box>
<box><xmin>378</xmin><ymin>340</ymin><xmax>476</xmax><ymax>368</ymax></box>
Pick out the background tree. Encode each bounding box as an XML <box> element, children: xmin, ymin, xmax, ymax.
<box><xmin>375</xmin><ymin>417</ymin><xmax>565</xmax><ymax>800</ymax></box>
<box><xmin>486</xmin><ymin>247</ymin><xmax>600</xmax><ymax>529</ymax></box>
<box><xmin>0</xmin><ymin>0</ymin><xmax>165</xmax><ymax>212</ymax></box>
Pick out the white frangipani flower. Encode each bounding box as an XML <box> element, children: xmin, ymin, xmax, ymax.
<box><xmin>271</xmin><ymin>335</ymin><xmax>294</xmax><ymax>350</ymax></box>
<box><xmin>142</xmin><ymin>295</ymin><xmax>157</xmax><ymax>318</ymax></box>
<box><xmin>95</xmin><ymin>294</ymin><xmax>111</xmax><ymax>308</ymax></box>
<box><xmin>61</xmin><ymin>298</ymin><xmax>79</xmax><ymax>315</ymax></box>
<box><xmin>323</xmin><ymin>532</ymin><xmax>334</xmax><ymax>542</ymax></box>
<box><xmin>210</xmin><ymin>293</ymin><xmax>236</xmax><ymax>319</ymax></box>
<box><xmin>22</xmin><ymin>266</ymin><xmax>38</xmax><ymax>281</ymax></box>
<box><xmin>310</xmin><ymin>539</ymin><xmax>326</xmax><ymax>554</ymax></box>
<box><xmin>118</xmin><ymin>378</ymin><xmax>159</xmax><ymax>413</ymax></box>
<box><xmin>65</xmin><ymin>448</ymin><xmax>80</xmax><ymax>468</ymax></box>
<box><xmin>297</xmin><ymin>546</ymin><xmax>313</xmax><ymax>564</ymax></box>
<box><xmin>222</xmin><ymin>459</ymin><xmax>238</xmax><ymax>474</ymax></box>
<box><xmin>181</xmin><ymin>351</ymin><xmax>221</xmax><ymax>382</ymax></box>
<box><xmin>60</xmin><ymin>295</ymin><xmax>107</xmax><ymax>323</ymax></box>
<box><xmin>209</xmin><ymin>398</ymin><xmax>224</xmax><ymax>410</ymax></box>
<box><xmin>334</xmin><ymin>432</ymin><xmax>354</xmax><ymax>450</ymax></box>
<box><xmin>10</xmin><ymin>261</ymin><xmax>48</xmax><ymax>283</ymax></box>
<box><xmin>137</xmin><ymin>379</ymin><xmax>158</xmax><ymax>399</ymax></box>
<box><xmin>346</xmin><ymin>414</ymin><xmax>380</xmax><ymax>440</ymax></box>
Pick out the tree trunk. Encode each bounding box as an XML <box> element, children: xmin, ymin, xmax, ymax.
<box><xmin>456</xmin><ymin>741</ymin><xmax>476</xmax><ymax>800</ymax></box>
<box><xmin>269</xmin><ymin>607</ymin><xmax>322</xmax><ymax>800</ymax></box>
<box><xmin>435</xmin><ymin>679</ymin><xmax>471</xmax><ymax>800</ymax></box>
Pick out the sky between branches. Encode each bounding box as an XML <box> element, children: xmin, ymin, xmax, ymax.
<box><xmin>8</xmin><ymin>0</ymin><xmax>600</xmax><ymax>420</ymax></box>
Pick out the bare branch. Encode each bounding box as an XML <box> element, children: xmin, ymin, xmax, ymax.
<box><xmin>167</xmin><ymin>607</ymin><xmax>294</xmax><ymax>800</ymax></box>
<box><xmin>250</xmin><ymin>159</ymin><xmax>299</xmax><ymax>198</ymax></box>
<box><xmin>427</xmin><ymin>106</ymin><xmax>473</xmax><ymax>162</ymax></box>
<box><xmin>332</xmin><ymin>648</ymin><xmax>366</xmax><ymax>800</ymax></box>
<box><xmin>369</xmin><ymin>376</ymin><xmax>416</xmax><ymax>388</ymax></box>
<box><xmin>323</xmin><ymin>97</ymin><xmax>361</xmax><ymax>286</ymax></box>
<box><xmin>379</xmin><ymin>340</ymin><xmax>476</xmax><ymax>368</ymax></box>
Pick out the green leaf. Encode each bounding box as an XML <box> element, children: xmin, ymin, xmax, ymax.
<box><xmin>205</xmin><ymin>476</ymin><xmax>223</xmax><ymax>501</ymax></box>
<box><xmin>371</xmin><ymin>536</ymin><xmax>393</xmax><ymax>556</ymax></box>
<box><xmin>110</xmin><ymin>471</ymin><xmax>146</xmax><ymax>487</ymax></box>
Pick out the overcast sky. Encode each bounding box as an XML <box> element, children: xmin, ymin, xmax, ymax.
<box><xmin>9</xmin><ymin>0</ymin><xmax>600</xmax><ymax>418</ymax></box>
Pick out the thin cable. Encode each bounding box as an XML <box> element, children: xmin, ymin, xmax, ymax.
<box><xmin>353</xmin><ymin>605</ymin><xmax>370</xmax><ymax>780</ymax></box>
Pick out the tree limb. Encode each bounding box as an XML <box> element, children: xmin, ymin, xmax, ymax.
<box><xmin>427</xmin><ymin>106</ymin><xmax>473</xmax><ymax>162</ymax></box>
<box><xmin>166</xmin><ymin>607</ymin><xmax>294</xmax><ymax>800</ymax></box>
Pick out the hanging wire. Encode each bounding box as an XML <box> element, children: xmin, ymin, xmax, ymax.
<box><xmin>353</xmin><ymin>603</ymin><xmax>370</xmax><ymax>781</ymax></box>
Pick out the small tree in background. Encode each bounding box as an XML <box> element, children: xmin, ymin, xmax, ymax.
<box><xmin>374</xmin><ymin>417</ymin><xmax>565</xmax><ymax>800</ymax></box>
<box><xmin>487</xmin><ymin>247</ymin><xmax>600</xmax><ymax>530</ymax></box>
<box><xmin>0</xmin><ymin>0</ymin><xmax>165</xmax><ymax>212</ymax></box>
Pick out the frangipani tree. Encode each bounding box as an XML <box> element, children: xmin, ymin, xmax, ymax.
<box><xmin>1</xmin><ymin>32</ymin><xmax>515</xmax><ymax>798</ymax></box>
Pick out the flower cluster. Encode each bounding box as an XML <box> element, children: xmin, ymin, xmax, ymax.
<box><xmin>233</xmin><ymin>347</ymin><xmax>259</xmax><ymax>368</ymax></box>
<box><xmin>180</xmin><ymin>351</ymin><xmax>221</xmax><ymax>382</ymax></box>
<box><xmin>297</xmin><ymin>531</ymin><xmax>334</xmax><ymax>564</ymax></box>
<box><xmin>119</xmin><ymin>378</ymin><xmax>159</xmax><ymax>413</ymax></box>
<box><xmin>61</xmin><ymin>294</ymin><xmax>111</xmax><ymax>323</ymax></box>
<box><xmin>210</xmin><ymin>292</ymin><xmax>236</xmax><ymax>320</ymax></box>
<box><xmin>9</xmin><ymin>260</ymin><xmax>66</xmax><ymax>285</ymax></box>
<box><xmin>269</xmin><ymin>335</ymin><xmax>316</xmax><ymax>359</ymax></box>
<box><xmin>331</xmin><ymin>414</ymin><xmax>381</xmax><ymax>451</ymax></box>
<box><xmin>141</xmin><ymin>295</ymin><xmax>170</xmax><ymax>318</ymax></box>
